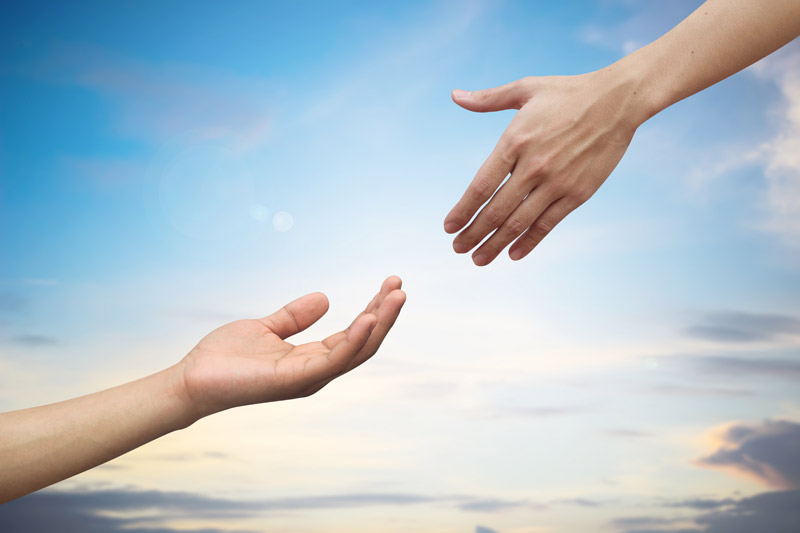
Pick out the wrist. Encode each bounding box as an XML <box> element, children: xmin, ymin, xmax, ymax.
<box><xmin>597</xmin><ymin>46</ymin><xmax>669</xmax><ymax>129</ymax></box>
<box><xmin>161</xmin><ymin>362</ymin><xmax>202</xmax><ymax>430</ymax></box>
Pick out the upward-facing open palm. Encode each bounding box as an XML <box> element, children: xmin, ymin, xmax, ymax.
<box><xmin>180</xmin><ymin>276</ymin><xmax>406</xmax><ymax>418</ymax></box>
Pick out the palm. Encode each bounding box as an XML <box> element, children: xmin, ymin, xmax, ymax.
<box><xmin>180</xmin><ymin>277</ymin><xmax>405</xmax><ymax>418</ymax></box>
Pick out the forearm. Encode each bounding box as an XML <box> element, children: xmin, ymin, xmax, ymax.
<box><xmin>612</xmin><ymin>0</ymin><xmax>800</xmax><ymax>125</ymax></box>
<box><xmin>0</xmin><ymin>364</ymin><xmax>195</xmax><ymax>503</ymax></box>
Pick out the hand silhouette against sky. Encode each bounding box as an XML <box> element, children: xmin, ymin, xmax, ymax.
<box><xmin>182</xmin><ymin>276</ymin><xmax>406</xmax><ymax>417</ymax></box>
<box><xmin>445</xmin><ymin>0</ymin><xmax>800</xmax><ymax>265</ymax></box>
<box><xmin>0</xmin><ymin>277</ymin><xmax>406</xmax><ymax>503</ymax></box>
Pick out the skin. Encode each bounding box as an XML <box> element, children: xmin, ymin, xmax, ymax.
<box><xmin>0</xmin><ymin>276</ymin><xmax>406</xmax><ymax>504</ymax></box>
<box><xmin>444</xmin><ymin>0</ymin><xmax>800</xmax><ymax>266</ymax></box>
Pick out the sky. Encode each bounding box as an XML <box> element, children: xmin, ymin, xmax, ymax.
<box><xmin>1</xmin><ymin>0</ymin><xmax>799</xmax><ymax>531</ymax></box>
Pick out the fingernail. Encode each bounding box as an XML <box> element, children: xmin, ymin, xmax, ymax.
<box><xmin>444</xmin><ymin>221</ymin><xmax>459</xmax><ymax>233</ymax></box>
<box><xmin>452</xmin><ymin>89</ymin><xmax>471</xmax><ymax>99</ymax></box>
<box><xmin>473</xmin><ymin>253</ymin><xmax>488</xmax><ymax>266</ymax></box>
<box><xmin>509</xmin><ymin>248</ymin><xmax>523</xmax><ymax>261</ymax></box>
<box><xmin>453</xmin><ymin>241</ymin><xmax>470</xmax><ymax>254</ymax></box>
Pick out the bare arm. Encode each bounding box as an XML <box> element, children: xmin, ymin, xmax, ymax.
<box><xmin>0</xmin><ymin>367</ymin><xmax>192</xmax><ymax>503</ymax></box>
<box><xmin>0</xmin><ymin>277</ymin><xmax>406</xmax><ymax>503</ymax></box>
<box><xmin>444</xmin><ymin>0</ymin><xmax>800</xmax><ymax>265</ymax></box>
<box><xmin>630</xmin><ymin>0</ymin><xmax>800</xmax><ymax>122</ymax></box>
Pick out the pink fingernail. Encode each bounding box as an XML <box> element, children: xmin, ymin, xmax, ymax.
<box><xmin>444</xmin><ymin>221</ymin><xmax>459</xmax><ymax>233</ymax></box>
<box><xmin>452</xmin><ymin>89</ymin><xmax>471</xmax><ymax>99</ymax></box>
<box><xmin>509</xmin><ymin>249</ymin><xmax>523</xmax><ymax>261</ymax></box>
<box><xmin>473</xmin><ymin>253</ymin><xmax>489</xmax><ymax>266</ymax></box>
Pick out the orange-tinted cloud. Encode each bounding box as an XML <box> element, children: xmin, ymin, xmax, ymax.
<box><xmin>697</xmin><ymin>419</ymin><xmax>800</xmax><ymax>489</ymax></box>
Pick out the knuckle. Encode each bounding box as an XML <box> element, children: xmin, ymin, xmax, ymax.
<box><xmin>469</xmin><ymin>178</ymin><xmax>493</xmax><ymax>202</ymax></box>
<box><xmin>549</xmin><ymin>182</ymin><xmax>571</xmax><ymax>199</ymax></box>
<box><xmin>571</xmin><ymin>186</ymin><xmax>594</xmax><ymax>204</ymax></box>
<box><xmin>534</xmin><ymin>218</ymin><xmax>555</xmax><ymax>235</ymax></box>
<box><xmin>505</xmin><ymin>217</ymin><xmax>528</xmax><ymax>236</ymax></box>
<box><xmin>521</xmin><ymin>231</ymin><xmax>541</xmax><ymax>249</ymax></box>
<box><xmin>526</xmin><ymin>156</ymin><xmax>551</xmax><ymax>179</ymax></box>
<box><xmin>482</xmin><ymin>208</ymin><xmax>505</xmax><ymax>227</ymax></box>
<box><xmin>521</xmin><ymin>76</ymin><xmax>537</xmax><ymax>90</ymax></box>
<box><xmin>476</xmin><ymin>88</ymin><xmax>493</xmax><ymax>102</ymax></box>
<box><xmin>507</xmin><ymin>134</ymin><xmax>530</xmax><ymax>155</ymax></box>
<box><xmin>499</xmin><ymin>147</ymin><xmax>517</xmax><ymax>166</ymax></box>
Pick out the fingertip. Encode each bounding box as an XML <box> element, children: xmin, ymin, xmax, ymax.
<box><xmin>444</xmin><ymin>221</ymin><xmax>460</xmax><ymax>234</ymax></box>
<box><xmin>472</xmin><ymin>253</ymin><xmax>491</xmax><ymax>267</ymax></box>
<box><xmin>452</xmin><ymin>89</ymin><xmax>470</xmax><ymax>101</ymax></box>
<box><xmin>290</xmin><ymin>291</ymin><xmax>330</xmax><ymax>315</ymax></box>
<box><xmin>453</xmin><ymin>240</ymin><xmax>470</xmax><ymax>254</ymax></box>
<box><xmin>388</xmin><ymin>289</ymin><xmax>407</xmax><ymax>313</ymax></box>
<box><xmin>311</xmin><ymin>292</ymin><xmax>330</xmax><ymax>315</ymax></box>
<box><xmin>383</xmin><ymin>275</ymin><xmax>403</xmax><ymax>291</ymax></box>
<box><xmin>392</xmin><ymin>289</ymin><xmax>407</xmax><ymax>305</ymax></box>
<box><xmin>509</xmin><ymin>248</ymin><xmax>525</xmax><ymax>261</ymax></box>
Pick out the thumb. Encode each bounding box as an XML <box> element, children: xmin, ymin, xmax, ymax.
<box><xmin>452</xmin><ymin>77</ymin><xmax>532</xmax><ymax>113</ymax></box>
<box><xmin>259</xmin><ymin>292</ymin><xmax>329</xmax><ymax>339</ymax></box>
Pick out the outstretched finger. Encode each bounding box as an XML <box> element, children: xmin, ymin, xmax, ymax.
<box><xmin>451</xmin><ymin>78</ymin><xmax>532</xmax><ymax>113</ymax></box>
<box><xmin>508</xmin><ymin>197</ymin><xmax>575</xmax><ymax>260</ymax></box>
<box><xmin>470</xmin><ymin>186</ymin><xmax>560</xmax><ymax>265</ymax></box>
<box><xmin>444</xmin><ymin>145</ymin><xmax>514</xmax><ymax>235</ymax></box>
<box><xmin>299</xmin><ymin>287</ymin><xmax>405</xmax><ymax>397</ymax></box>
<box><xmin>258</xmin><ymin>292</ymin><xmax>329</xmax><ymax>340</ymax></box>
<box><xmin>322</xmin><ymin>276</ymin><xmax>402</xmax><ymax>350</ymax></box>
<box><xmin>346</xmin><ymin>288</ymin><xmax>406</xmax><ymax>371</ymax></box>
<box><xmin>451</xmin><ymin>158</ymin><xmax>542</xmax><ymax>256</ymax></box>
<box><xmin>301</xmin><ymin>289</ymin><xmax>406</xmax><ymax>397</ymax></box>
<box><xmin>364</xmin><ymin>276</ymin><xmax>403</xmax><ymax>316</ymax></box>
<box><xmin>301</xmin><ymin>313</ymin><xmax>377</xmax><ymax>384</ymax></box>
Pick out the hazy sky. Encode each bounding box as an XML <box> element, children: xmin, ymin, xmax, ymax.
<box><xmin>1</xmin><ymin>1</ymin><xmax>799</xmax><ymax>532</ymax></box>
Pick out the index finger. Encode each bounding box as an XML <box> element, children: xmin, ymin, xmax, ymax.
<box><xmin>444</xmin><ymin>144</ymin><xmax>515</xmax><ymax>234</ymax></box>
<box><xmin>321</xmin><ymin>288</ymin><xmax>406</xmax><ymax>373</ymax></box>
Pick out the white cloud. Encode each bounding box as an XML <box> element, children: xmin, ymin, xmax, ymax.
<box><xmin>681</xmin><ymin>47</ymin><xmax>800</xmax><ymax>249</ymax></box>
<box><xmin>755</xmin><ymin>50</ymin><xmax>800</xmax><ymax>247</ymax></box>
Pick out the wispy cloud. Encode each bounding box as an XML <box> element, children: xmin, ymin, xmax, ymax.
<box><xmin>552</xmin><ymin>497</ymin><xmax>603</xmax><ymax>507</ymax></box>
<box><xmin>9</xmin><ymin>334</ymin><xmax>58</xmax><ymax>347</ymax></box>
<box><xmin>697</xmin><ymin>419</ymin><xmax>800</xmax><ymax>489</ymax></box>
<box><xmin>611</xmin><ymin>515</ymin><xmax>680</xmax><ymax>530</ymax></box>
<box><xmin>664</xmin><ymin>497</ymin><xmax>736</xmax><ymax>511</ymax></box>
<box><xmin>480</xmin><ymin>405</ymin><xmax>589</xmax><ymax>420</ymax></box>
<box><xmin>615</xmin><ymin>490</ymin><xmax>800</xmax><ymax>533</ymax></box>
<box><xmin>457</xmin><ymin>497</ymin><xmax>529</xmax><ymax>513</ymax></box>
<box><xmin>750</xmin><ymin>47</ymin><xmax>800</xmax><ymax>248</ymax></box>
<box><xmin>602</xmin><ymin>428</ymin><xmax>652</xmax><ymax>439</ymax></box>
<box><xmin>0</xmin><ymin>486</ymin><xmax>541</xmax><ymax>532</ymax></box>
<box><xmin>684</xmin><ymin>311</ymin><xmax>800</xmax><ymax>343</ymax></box>
<box><xmin>645</xmin><ymin>383</ymin><xmax>756</xmax><ymax>397</ymax></box>
<box><xmin>657</xmin><ymin>353</ymin><xmax>800</xmax><ymax>380</ymax></box>
<box><xmin>0</xmin><ymin>487</ymin><xmax>261</xmax><ymax>533</ymax></box>
<box><xmin>683</xmin><ymin>47</ymin><xmax>800</xmax><ymax>249</ymax></box>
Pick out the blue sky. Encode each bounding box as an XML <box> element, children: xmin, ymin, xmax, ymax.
<box><xmin>1</xmin><ymin>1</ymin><xmax>799</xmax><ymax>531</ymax></box>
